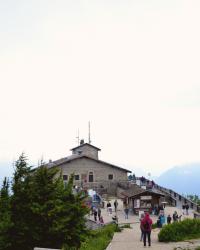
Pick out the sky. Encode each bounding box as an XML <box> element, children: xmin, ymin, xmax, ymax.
<box><xmin>1</xmin><ymin>0</ymin><xmax>200</xmax><ymax>179</ymax></box>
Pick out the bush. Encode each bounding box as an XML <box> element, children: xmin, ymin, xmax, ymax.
<box><xmin>120</xmin><ymin>224</ymin><xmax>131</xmax><ymax>229</ymax></box>
<box><xmin>152</xmin><ymin>222</ymin><xmax>157</xmax><ymax>229</ymax></box>
<box><xmin>158</xmin><ymin>218</ymin><xmax>200</xmax><ymax>242</ymax></box>
<box><xmin>80</xmin><ymin>224</ymin><xmax>118</xmax><ymax>250</ymax></box>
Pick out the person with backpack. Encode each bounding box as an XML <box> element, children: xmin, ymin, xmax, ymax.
<box><xmin>141</xmin><ymin>212</ymin><xmax>153</xmax><ymax>247</ymax></box>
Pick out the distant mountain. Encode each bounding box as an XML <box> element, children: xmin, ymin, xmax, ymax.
<box><xmin>156</xmin><ymin>163</ymin><xmax>200</xmax><ymax>196</ymax></box>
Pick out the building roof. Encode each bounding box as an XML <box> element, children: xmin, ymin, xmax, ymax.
<box><xmin>70</xmin><ymin>143</ymin><xmax>101</xmax><ymax>151</ymax></box>
<box><xmin>47</xmin><ymin>154</ymin><xmax>131</xmax><ymax>173</ymax></box>
<box><xmin>120</xmin><ymin>184</ymin><xmax>165</xmax><ymax>198</ymax></box>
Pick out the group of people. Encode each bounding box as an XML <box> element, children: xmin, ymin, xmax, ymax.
<box><xmin>156</xmin><ymin>210</ymin><xmax>182</xmax><ymax>228</ymax></box>
<box><xmin>91</xmin><ymin>206</ymin><xmax>104</xmax><ymax>225</ymax></box>
<box><xmin>106</xmin><ymin>200</ymin><xmax>118</xmax><ymax>214</ymax></box>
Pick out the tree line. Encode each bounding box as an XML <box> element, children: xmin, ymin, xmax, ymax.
<box><xmin>0</xmin><ymin>154</ymin><xmax>89</xmax><ymax>250</ymax></box>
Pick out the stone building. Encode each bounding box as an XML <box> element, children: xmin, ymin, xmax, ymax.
<box><xmin>46</xmin><ymin>142</ymin><xmax>131</xmax><ymax>195</ymax></box>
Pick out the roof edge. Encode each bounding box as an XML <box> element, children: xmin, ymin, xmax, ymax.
<box><xmin>70</xmin><ymin>143</ymin><xmax>101</xmax><ymax>151</ymax></box>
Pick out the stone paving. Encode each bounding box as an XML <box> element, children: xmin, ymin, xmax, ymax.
<box><xmin>89</xmin><ymin>199</ymin><xmax>200</xmax><ymax>250</ymax></box>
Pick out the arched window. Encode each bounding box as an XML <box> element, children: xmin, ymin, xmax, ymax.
<box><xmin>89</xmin><ymin>172</ymin><xmax>94</xmax><ymax>182</ymax></box>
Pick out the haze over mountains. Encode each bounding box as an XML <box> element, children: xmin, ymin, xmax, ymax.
<box><xmin>156</xmin><ymin>163</ymin><xmax>200</xmax><ymax>196</ymax></box>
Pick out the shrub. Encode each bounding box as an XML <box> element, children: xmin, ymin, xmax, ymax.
<box><xmin>152</xmin><ymin>222</ymin><xmax>157</xmax><ymax>229</ymax></box>
<box><xmin>158</xmin><ymin>218</ymin><xmax>200</xmax><ymax>242</ymax></box>
<box><xmin>80</xmin><ymin>224</ymin><xmax>118</xmax><ymax>250</ymax></box>
<box><xmin>120</xmin><ymin>224</ymin><xmax>131</xmax><ymax>229</ymax></box>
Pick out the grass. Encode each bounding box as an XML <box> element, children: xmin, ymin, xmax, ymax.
<box><xmin>80</xmin><ymin>223</ymin><xmax>119</xmax><ymax>250</ymax></box>
<box><xmin>158</xmin><ymin>218</ymin><xmax>200</xmax><ymax>242</ymax></box>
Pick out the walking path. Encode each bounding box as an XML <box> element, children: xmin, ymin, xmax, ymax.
<box><xmin>91</xmin><ymin>199</ymin><xmax>200</xmax><ymax>250</ymax></box>
<box><xmin>106</xmin><ymin>226</ymin><xmax>200</xmax><ymax>250</ymax></box>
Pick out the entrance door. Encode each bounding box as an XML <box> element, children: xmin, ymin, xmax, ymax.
<box><xmin>89</xmin><ymin>172</ymin><xmax>93</xmax><ymax>182</ymax></box>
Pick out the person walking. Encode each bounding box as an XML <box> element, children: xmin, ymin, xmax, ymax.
<box><xmin>141</xmin><ymin>212</ymin><xmax>153</xmax><ymax>247</ymax></box>
<box><xmin>114</xmin><ymin>199</ymin><xmax>118</xmax><ymax>212</ymax></box>
<box><xmin>140</xmin><ymin>213</ymin><xmax>145</xmax><ymax>241</ymax></box>
<box><xmin>173</xmin><ymin>211</ymin><xmax>178</xmax><ymax>222</ymax></box>
<box><xmin>124</xmin><ymin>207</ymin><xmax>129</xmax><ymax>219</ymax></box>
<box><xmin>97</xmin><ymin>207</ymin><xmax>101</xmax><ymax>221</ymax></box>
<box><xmin>167</xmin><ymin>214</ymin><xmax>172</xmax><ymax>224</ymax></box>
<box><xmin>93</xmin><ymin>208</ymin><xmax>97</xmax><ymax>222</ymax></box>
<box><xmin>107</xmin><ymin>201</ymin><xmax>112</xmax><ymax>215</ymax></box>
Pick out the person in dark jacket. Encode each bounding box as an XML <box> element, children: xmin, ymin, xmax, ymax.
<box><xmin>141</xmin><ymin>212</ymin><xmax>153</xmax><ymax>247</ymax></box>
<box><xmin>167</xmin><ymin>214</ymin><xmax>172</xmax><ymax>224</ymax></box>
<box><xmin>93</xmin><ymin>208</ymin><xmax>97</xmax><ymax>222</ymax></box>
<box><xmin>173</xmin><ymin>211</ymin><xmax>178</xmax><ymax>222</ymax></box>
<box><xmin>97</xmin><ymin>207</ymin><xmax>101</xmax><ymax>221</ymax></box>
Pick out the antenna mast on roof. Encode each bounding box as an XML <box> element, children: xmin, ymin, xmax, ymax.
<box><xmin>76</xmin><ymin>129</ymin><xmax>80</xmax><ymax>145</ymax></box>
<box><xmin>88</xmin><ymin>121</ymin><xmax>91</xmax><ymax>144</ymax></box>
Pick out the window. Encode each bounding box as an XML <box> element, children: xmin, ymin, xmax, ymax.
<box><xmin>75</xmin><ymin>174</ymin><xmax>80</xmax><ymax>181</ymax></box>
<box><xmin>63</xmin><ymin>175</ymin><xmax>68</xmax><ymax>181</ymax></box>
<box><xmin>108</xmin><ymin>174</ymin><xmax>113</xmax><ymax>180</ymax></box>
<box><xmin>89</xmin><ymin>172</ymin><xmax>93</xmax><ymax>182</ymax></box>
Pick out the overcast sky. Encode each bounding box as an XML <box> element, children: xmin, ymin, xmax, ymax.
<box><xmin>1</xmin><ymin>0</ymin><xmax>200</xmax><ymax>178</ymax></box>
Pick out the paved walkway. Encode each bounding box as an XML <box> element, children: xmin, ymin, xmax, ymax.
<box><xmin>106</xmin><ymin>226</ymin><xmax>200</xmax><ymax>250</ymax></box>
<box><xmin>91</xmin><ymin>199</ymin><xmax>200</xmax><ymax>250</ymax></box>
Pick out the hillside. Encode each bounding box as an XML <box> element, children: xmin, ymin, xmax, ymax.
<box><xmin>156</xmin><ymin>163</ymin><xmax>200</xmax><ymax>196</ymax></box>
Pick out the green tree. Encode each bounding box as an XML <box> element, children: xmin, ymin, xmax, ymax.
<box><xmin>0</xmin><ymin>154</ymin><xmax>89</xmax><ymax>249</ymax></box>
<box><xmin>29</xmin><ymin>167</ymin><xmax>89</xmax><ymax>249</ymax></box>
<box><xmin>10</xmin><ymin>153</ymin><xmax>33</xmax><ymax>250</ymax></box>
<box><xmin>187</xmin><ymin>194</ymin><xmax>200</xmax><ymax>205</ymax></box>
<box><xmin>0</xmin><ymin>178</ymin><xmax>13</xmax><ymax>250</ymax></box>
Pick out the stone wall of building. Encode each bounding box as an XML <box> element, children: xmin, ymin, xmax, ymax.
<box><xmin>55</xmin><ymin>157</ymin><xmax>129</xmax><ymax>195</ymax></box>
<box><xmin>59</xmin><ymin>158</ymin><xmax>128</xmax><ymax>182</ymax></box>
<box><xmin>72</xmin><ymin>144</ymin><xmax>99</xmax><ymax>159</ymax></box>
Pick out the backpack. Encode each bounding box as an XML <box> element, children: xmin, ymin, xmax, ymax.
<box><xmin>143</xmin><ymin>220</ymin><xmax>151</xmax><ymax>231</ymax></box>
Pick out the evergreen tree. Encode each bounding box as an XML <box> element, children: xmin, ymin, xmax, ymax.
<box><xmin>0</xmin><ymin>154</ymin><xmax>89</xmax><ymax>250</ymax></box>
<box><xmin>50</xmin><ymin>174</ymin><xmax>89</xmax><ymax>249</ymax></box>
<box><xmin>29</xmin><ymin>167</ymin><xmax>89</xmax><ymax>249</ymax></box>
<box><xmin>0</xmin><ymin>178</ymin><xmax>13</xmax><ymax>250</ymax></box>
<box><xmin>10</xmin><ymin>153</ymin><xmax>33</xmax><ymax>250</ymax></box>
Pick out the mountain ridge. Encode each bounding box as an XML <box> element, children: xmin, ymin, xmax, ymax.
<box><xmin>155</xmin><ymin>163</ymin><xmax>200</xmax><ymax>196</ymax></box>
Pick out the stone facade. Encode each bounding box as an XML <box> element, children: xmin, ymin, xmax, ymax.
<box><xmin>50</xmin><ymin>143</ymin><xmax>131</xmax><ymax>195</ymax></box>
<box><xmin>59</xmin><ymin>157</ymin><xmax>129</xmax><ymax>195</ymax></box>
<box><xmin>71</xmin><ymin>143</ymin><xmax>100</xmax><ymax>160</ymax></box>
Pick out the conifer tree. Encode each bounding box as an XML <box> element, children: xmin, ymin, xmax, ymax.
<box><xmin>0</xmin><ymin>154</ymin><xmax>89</xmax><ymax>249</ymax></box>
<box><xmin>29</xmin><ymin>167</ymin><xmax>89</xmax><ymax>249</ymax></box>
<box><xmin>0</xmin><ymin>178</ymin><xmax>12</xmax><ymax>250</ymax></box>
<box><xmin>10</xmin><ymin>153</ymin><xmax>33</xmax><ymax>250</ymax></box>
